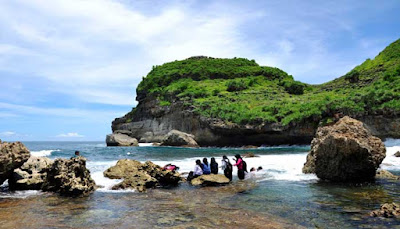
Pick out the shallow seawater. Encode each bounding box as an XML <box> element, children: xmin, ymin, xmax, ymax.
<box><xmin>1</xmin><ymin>140</ymin><xmax>400</xmax><ymax>228</ymax></box>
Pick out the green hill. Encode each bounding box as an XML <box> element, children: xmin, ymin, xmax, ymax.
<box><xmin>132</xmin><ymin>39</ymin><xmax>400</xmax><ymax>127</ymax></box>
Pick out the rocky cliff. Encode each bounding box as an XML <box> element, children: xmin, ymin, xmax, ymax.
<box><xmin>110</xmin><ymin>40</ymin><xmax>400</xmax><ymax>146</ymax></box>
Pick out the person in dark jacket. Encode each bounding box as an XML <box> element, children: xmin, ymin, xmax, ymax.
<box><xmin>210</xmin><ymin>157</ymin><xmax>218</xmax><ymax>174</ymax></box>
<box><xmin>221</xmin><ymin>155</ymin><xmax>233</xmax><ymax>181</ymax></box>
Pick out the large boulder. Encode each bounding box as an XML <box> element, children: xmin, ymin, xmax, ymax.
<box><xmin>9</xmin><ymin>156</ymin><xmax>53</xmax><ymax>190</ymax></box>
<box><xmin>160</xmin><ymin>130</ymin><xmax>199</xmax><ymax>147</ymax></box>
<box><xmin>302</xmin><ymin>116</ymin><xmax>386</xmax><ymax>181</ymax></box>
<box><xmin>104</xmin><ymin>159</ymin><xmax>181</xmax><ymax>192</ymax></box>
<box><xmin>191</xmin><ymin>174</ymin><xmax>230</xmax><ymax>186</ymax></box>
<box><xmin>0</xmin><ymin>140</ymin><xmax>30</xmax><ymax>185</ymax></box>
<box><xmin>42</xmin><ymin>156</ymin><xmax>96</xmax><ymax>196</ymax></box>
<box><xmin>106</xmin><ymin>133</ymin><xmax>138</xmax><ymax>146</ymax></box>
<box><xmin>370</xmin><ymin>203</ymin><xmax>400</xmax><ymax>218</ymax></box>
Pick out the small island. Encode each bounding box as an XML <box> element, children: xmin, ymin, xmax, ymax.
<box><xmin>109</xmin><ymin>39</ymin><xmax>400</xmax><ymax>147</ymax></box>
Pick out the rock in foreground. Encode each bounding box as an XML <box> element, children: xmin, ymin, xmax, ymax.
<box><xmin>191</xmin><ymin>174</ymin><xmax>230</xmax><ymax>186</ymax></box>
<box><xmin>43</xmin><ymin>156</ymin><xmax>96</xmax><ymax>196</ymax></box>
<box><xmin>9</xmin><ymin>156</ymin><xmax>53</xmax><ymax>190</ymax></box>
<box><xmin>302</xmin><ymin>116</ymin><xmax>386</xmax><ymax>181</ymax></box>
<box><xmin>0</xmin><ymin>140</ymin><xmax>31</xmax><ymax>185</ymax></box>
<box><xmin>160</xmin><ymin>130</ymin><xmax>199</xmax><ymax>147</ymax></box>
<box><xmin>394</xmin><ymin>151</ymin><xmax>400</xmax><ymax>157</ymax></box>
<box><xmin>104</xmin><ymin>159</ymin><xmax>181</xmax><ymax>192</ymax></box>
<box><xmin>106</xmin><ymin>133</ymin><xmax>138</xmax><ymax>146</ymax></box>
<box><xmin>370</xmin><ymin>203</ymin><xmax>400</xmax><ymax>218</ymax></box>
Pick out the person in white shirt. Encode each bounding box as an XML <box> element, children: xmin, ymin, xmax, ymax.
<box><xmin>193</xmin><ymin>159</ymin><xmax>203</xmax><ymax>177</ymax></box>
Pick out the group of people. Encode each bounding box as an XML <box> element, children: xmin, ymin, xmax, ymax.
<box><xmin>188</xmin><ymin>154</ymin><xmax>251</xmax><ymax>181</ymax></box>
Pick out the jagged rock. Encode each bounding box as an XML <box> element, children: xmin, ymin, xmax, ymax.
<box><xmin>375</xmin><ymin>170</ymin><xmax>400</xmax><ymax>180</ymax></box>
<box><xmin>191</xmin><ymin>174</ymin><xmax>230</xmax><ymax>186</ymax></box>
<box><xmin>302</xmin><ymin>116</ymin><xmax>386</xmax><ymax>181</ymax></box>
<box><xmin>9</xmin><ymin>156</ymin><xmax>53</xmax><ymax>190</ymax></box>
<box><xmin>370</xmin><ymin>203</ymin><xmax>400</xmax><ymax>218</ymax></box>
<box><xmin>104</xmin><ymin>159</ymin><xmax>181</xmax><ymax>192</ymax></box>
<box><xmin>160</xmin><ymin>130</ymin><xmax>199</xmax><ymax>147</ymax></box>
<box><xmin>394</xmin><ymin>151</ymin><xmax>400</xmax><ymax>157</ymax></box>
<box><xmin>106</xmin><ymin>133</ymin><xmax>138</xmax><ymax>146</ymax></box>
<box><xmin>42</xmin><ymin>156</ymin><xmax>96</xmax><ymax>196</ymax></box>
<box><xmin>0</xmin><ymin>140</ymin><xmax>30</xmax><ymax>185</ymax></box>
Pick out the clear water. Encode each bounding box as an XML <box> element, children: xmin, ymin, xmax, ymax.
<box><xmin>1</xmin><ymin>140</ymin><xmax>400</xmax><ymax>228</ymax></box>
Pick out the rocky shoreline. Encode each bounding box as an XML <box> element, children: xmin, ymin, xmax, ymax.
<box><xmin>0</xmin><ymin>140</ymin><xmax>96</xmax><ymax>197</ymax></box>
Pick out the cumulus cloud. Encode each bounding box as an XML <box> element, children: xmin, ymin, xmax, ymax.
<box><xmin>56</xmin><ymin>132</ymin><xmax>84</xmax><ymax>138</ymax></box>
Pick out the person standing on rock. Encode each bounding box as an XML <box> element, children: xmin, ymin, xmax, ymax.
<box><xmin>221</xmin><ymin>155</ymin><xmax>233</xmax><ymax>181</ymax></box>
<box><xmin>233</xmin><ymin>154</ymin><xmax>245</xmax><ymax>180</ymax></box>
<box><xmin>210</xmin><ymin>157</ymin><xmax>218</xmax><ymax>174</ymax></box>
<box><xmin>74</xmin><ymin>151</ymin><xmax>80</xmax><ymax>157</ymax></box>
<box><xmin>202</xmin><ymin>158</ymin><xmax>211</xmax><ymax>175</ymax></box>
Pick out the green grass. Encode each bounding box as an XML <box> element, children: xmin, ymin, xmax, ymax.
<box><xmin>128</xmin><ymin>39</ymin><xmax>400</xmax><ymax>126</ymax></box>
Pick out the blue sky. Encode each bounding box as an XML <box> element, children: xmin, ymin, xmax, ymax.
<box><xmin>0</xmin><ymin>0</ymin><xmax>399</xmax><ymax>141</ymax></box>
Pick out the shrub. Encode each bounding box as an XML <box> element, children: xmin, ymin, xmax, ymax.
<box><xmin>226</xmin><ymin>80</ymin><xmax>248</xmax><ymax>92</ymax></box>
<box><xmin>281</xmin><ymin>80</ymin><xmax>305</xmax><ymax>95</ymax></box>
<box><xmin>344</xmin><ymin>70</ymin><xmax>360</xmax><ymax>83</ymax></box>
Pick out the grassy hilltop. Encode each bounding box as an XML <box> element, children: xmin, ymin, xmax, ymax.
<box><xmin>133</xmin><ymin>39</ymin><xmax>400</xmax><ymax>127</ymax></box>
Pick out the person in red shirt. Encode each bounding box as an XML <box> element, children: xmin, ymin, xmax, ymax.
<box><xmin>233</xmin><ymin>154</ymin><xmax>245</xmax><ymax>180</ymax></box>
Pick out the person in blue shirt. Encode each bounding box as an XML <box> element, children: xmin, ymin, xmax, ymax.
<box><xmin>202</xmin><ymin>158</ymin><xmax>211</xmax><ymax>175</ymax></box>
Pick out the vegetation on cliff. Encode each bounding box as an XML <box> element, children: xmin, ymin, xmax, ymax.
<box><xmin>132</xmin><ymin>39</ymin><xmax>400</xmax><ymax>126</ymax></box>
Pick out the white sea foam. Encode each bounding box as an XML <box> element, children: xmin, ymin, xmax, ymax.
<box><xmin>0</xmin><ymin>190</ymin><xmax>41</xmax><ymax>199</ymax></box>
<box><xmin>86</xmin><ymin>160</ymin><xmax>136</xmax><ymax>192</ymax></box>
<box><xmin>380</xmin><ymin>146</ymin><xmax>400</xmax><ymax>171</ymax></box>
<box><xmin>138</xmin><ymin>143</ymin><xmax>154</xmax><ymax>147</ymax></box>
<box><xmin>151</xmin><ymin>153</ymin><xmax>318</xmax><ymax>182</ymax></box>
<box><xmin>31</xmin><ymin>149</ymin><xmax>60</xmax><ymax>157</ymax></box>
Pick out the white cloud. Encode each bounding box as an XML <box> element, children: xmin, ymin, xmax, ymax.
<box><xmin>0</xmin><ymin>102</ymin><xmax>126</xmax><ymax>119</ymax></box>
<box><xmin>0</xmin><ymin>0</ymin><xmax>249</xmax><ymax>106</ymax></box>
<box><xmin>0</xmin><ymin>131</ymin><xmax>17</xmax><ymax>137</ymax></box>
<box><xmin>56</xmin><ymin>132</ymin><xmax>84</xmax><ymax>138</ymax></box>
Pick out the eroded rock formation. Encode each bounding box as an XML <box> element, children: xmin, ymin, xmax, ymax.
<box><xmin>106</xmin><ymin>133</ymin><xmax>138</xmax><ymax>146</ymax></box>
<box><xmin>302</xmin><ymin>116</ymin><xmax>386</xmax><ymax>181</ymax></box>
<box><xmin>191</xmin><ymin>174</ymin><xmax>230</xmax><ymax>186</ymax></box>
<box><xmin>0</xmin><ymin>140</ymin><xmax>30</xmax><ymax>185</ymax></box>
<box><xmin>160</xmin><ymin>130</ymin><xmax>199</xmax><ymax>147</ymax></box>
<box><xmin>9</xmin><ymin>156</ymin><xmax>53</xmax><ymax>190</ymax></box>
<box><xmin>104</xmin><ymin>159</ymin><xmax>181</xmax><ymax>192</ymax></box>
<box><xmin>370</xmin><ymin>203</ymin><xmax>400</xmax><ymax>218</ymax></box>
<box><xmin>42</xmin><ymin>156</ymin><xmax>96</xmax><ymax>196</ymax></box>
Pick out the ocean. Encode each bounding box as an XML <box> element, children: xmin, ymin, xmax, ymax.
<box><xmin>1</xmin><ymin>140</ymin><xmax>400</xmax><ymax>228</ymax></box>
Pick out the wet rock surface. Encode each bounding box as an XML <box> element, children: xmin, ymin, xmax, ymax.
<box><xmin>394</xmin><ymin>151</ymin><xmax>400</xmax><ymax>157</ymax></box>
<box><xmin>160</xmin><ymin>130</ymin><xmax>199</xmax><ymax>147</ymax></box>
<box><xmin>42</xmin><ymin>156</ymin><xmax>96</xmax><ymax>196</ymax></box>
<box><xmin>302</xmin><ymin>116</ymin><xmax>386</xmax><ymax>181</ymax></box>
<box><xmin>106</xmin><ymin>133</ymin><xmax>138</xmax><ymax>146</ymax></box>
<box><xmin>9</xmin><ymin>156</ymin><xmax>53</xmax><ymax>190</ymax></box>
<box><xmin>104</xmin><ymin>159</ymin><xmax>182</xmax><ymax>192</ymax></box>
<box><xmin>370</xmin><ymin>203</ymin><xmax>400</xmax><ymax>218</ymax></box>
<box><xmin>0</xmin><ymin>140</ymin><xmax>30</xmax><ymax>185</ymax></box>
<box><xmin>191</xmin><ymin>174</ymin><xmax>230</xmax><ymax>186</ymax></box>
<box><xmin>375</xmin><ymin>170</ymin><xmax>400</xmax><ymax>180</ymax></box>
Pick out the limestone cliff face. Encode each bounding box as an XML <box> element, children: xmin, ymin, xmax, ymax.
<box><xmin>111</xmin><ymin>96</ymin><xmax>400</xmax><ymax>146</ymax></box>
<box><xmin>110</xmin><ymin>95</ymin><xmax>392</xmax><ymax>146</ymax></box>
